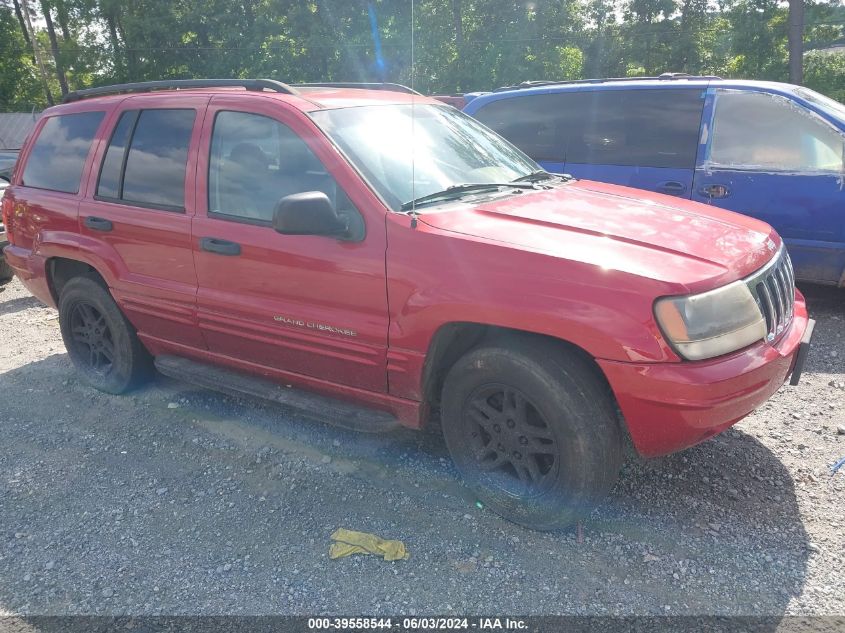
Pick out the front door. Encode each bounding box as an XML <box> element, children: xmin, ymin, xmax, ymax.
<box><xmin>191</xmin><ymin>96</ymin><xmax>389</xmax><ymax>392</ymax></box>
<box><xmin>692</xmin><ymin>89</ymin><xmax>845</xmax><ymax>284</ymax></box>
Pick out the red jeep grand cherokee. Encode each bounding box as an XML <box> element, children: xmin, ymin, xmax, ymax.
<box><xmin>2</xmin><ymin>79</ymin><xmax>813</xmax><ymax>530</ymax></box>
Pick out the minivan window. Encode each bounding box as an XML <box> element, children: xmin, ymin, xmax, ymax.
<box><xmin>473</xmin><ymin>89</ymin><xmax>705</xmax><ymax>169</ymax></box>
<box><xmin>710</xmin><ymin>91</ymin><xmax>844</xmax><ymax>172</ymax></box>
<box><xmin>21</xmin><ymin>111</ymin><xmax>104</xmax><ymax>193</ymax></box>
<box><xmin>563</xmin><ymin>89</ymin><xmax>703</xmax><ymax>168</ymax></box>
<box><xmin>471</xmin><ymin>94</ymin><xmax>565</xmax><ymax>161</ymax></box>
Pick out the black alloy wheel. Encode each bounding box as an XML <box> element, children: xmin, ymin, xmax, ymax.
<box><xmin>441</xmin><ymin>338</ymin><xmax>623</xmax><ymax>530</ymax></box>
<box><xmin>464</xmin><ymin>383</ymin><xmax>558</xmax><ymax>498</ymax></box>
<box><xmin>58</xmin><ymin>275</ymin><xmax>152</xmax><ymax>394</ymax></box>
<box><xmin>68</xmin><ymin>302</ymin><xmax>116</xmax><ymax>375</ymax></box>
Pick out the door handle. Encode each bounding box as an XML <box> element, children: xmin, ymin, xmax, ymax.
<box><xmin>699</xmin><ymin>184</ymin><xmax>730</xmax><ymax>199</ymax></box>
<box><xmin>200</xmin><ymin>237</ymin><xmax>241</xmax><ymax>256</ymax></box>
<box><xmin>656</xmin><ymin>181</ymin><xmax>686</xmax><ymax>196</ymax></box>
<box><xmin>84</xmin><ymin>216</ymin><xmax>113</xmax><ymax>232</ymax></box>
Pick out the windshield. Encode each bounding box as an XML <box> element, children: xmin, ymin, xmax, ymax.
<box><xmin>794</xmin><ymin>87</ymin><xmax>845</xmax><ymax>122</ymax></box>
<box><xmin>310</xmin><ymin>104</ymin><xmax>541</xmax><ymax>211</ymax></box>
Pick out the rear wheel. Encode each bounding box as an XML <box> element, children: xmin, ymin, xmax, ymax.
<box><xmin>58</xmin><ymin>276</ymin><xmax>152</xmax><ymax>394</ymax></box>
<box><xmin>441</xmin><ymin>339</ymin><xmax>622</xmax><ymax>531</ymax></box>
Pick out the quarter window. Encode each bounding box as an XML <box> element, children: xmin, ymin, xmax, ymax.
<box><xmin>96</xmin><ymin>109</ymin><xmax>195</xmax><ymax>210</ymax></box>
<box><xmin>710</xmin><ymin>91</ymin><xmax>844</xmax><ymax>172</ymax></box>
<box><xmin>208</xmin><ymin>111</ymin><xmax>355</xmax><ymax>223</ymax></box>
<box><xmin>21</xmin><ymin>111</ymin><xmax>104</xmax><ymax>193</ymax></box>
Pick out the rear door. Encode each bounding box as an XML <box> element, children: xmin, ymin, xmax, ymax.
<box><xmin>191</xmin><ymin>96</ymin><xmax>389</xmax><ymax>392</ymax></box>
<box><xmin>80</xmin><ymin>95</ymin><xmax>208</xmax><ymax>349</ymax></box>
<box><xmin>691</xmin><ymin>89</ymin><xmax>845</xmax><ymax>284</ymax></box>
<box><xmin>559</xmin><ymin>88</ymin><xmax>705</xmax><ymax>198</ymax></box>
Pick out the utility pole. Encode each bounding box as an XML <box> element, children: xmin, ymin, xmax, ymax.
<box><xmin>788</xmin><ymin>0</ymin><xmax>805</xmax><ymax>84</ymax></box>
<box><xmin>20</xmin><ymin>0</ymin><xmax>55</xmax><ymax>106</ymax></box>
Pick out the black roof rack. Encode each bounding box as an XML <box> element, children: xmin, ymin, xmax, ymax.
<box><xmin>294</xmin><ymin>82</ymin><xmax>421</xmax><ymax>95</ymax></box>
<box><xmin>62</xmin><ymin>79</ymin><xmax>299</xmax><ymax>103</ymax></box>
<box><xmin>493</xmin><ymin>73</ymin><xmax>722</xmax><ymax>92</ymax></box>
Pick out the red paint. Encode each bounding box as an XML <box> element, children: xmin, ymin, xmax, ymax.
<box><xmin>3</xmin><ymin>87</ymin><xmax>809</xmax><ymax>456</ymax></box>
<box><xmin>431</xmin><ymin>95</ymin><xmax>468</xmax><ymax>109</ymax></box>
<box><xmin>599</xmin><ymin>290</ymin><xmax>809</xmax><ymax>456</ymax></box>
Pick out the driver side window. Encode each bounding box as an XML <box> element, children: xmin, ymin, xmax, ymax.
<box><xmin>208</xmin><ymin>111</ymin><xmax>355</xmax><ymax>223</ymax></box>
<box><xmin>710</xmin><ymin>91</ymin><xmax>844</xmax><ymax>172</ymax></box>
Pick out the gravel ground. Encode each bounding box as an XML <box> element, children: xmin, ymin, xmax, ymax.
<box><xmin>0</xmin><ymin>276</ymin><xmax>843</xmax><ymax>616</ymax></box>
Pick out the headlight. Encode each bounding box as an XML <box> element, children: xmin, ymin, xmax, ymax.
<box><xmin>654</xmin><ymin>280</ymin><xmax>767</xmax><ymax>361</ymax></box>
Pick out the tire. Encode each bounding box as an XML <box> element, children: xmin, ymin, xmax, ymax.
<box><xmin>0</xmin><ymin>257</ymin><xmax>13</xmax><ymax>285</ymax></box>
<box><xmin>441</xmin><ymin>338</ymin><xmax>622</xmax><ymax>531</ymax></box>
<box><xmin>58</xmin><ymin>275</ymin><xmax>152</xmax><ymax>394</ymax></box>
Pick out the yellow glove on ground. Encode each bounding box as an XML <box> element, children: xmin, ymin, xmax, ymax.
<box><xmin>329</xmin><ymin>528</ymin><xmax>410</xmax><ymax>561</ymax></box>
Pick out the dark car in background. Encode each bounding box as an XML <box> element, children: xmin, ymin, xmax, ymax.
<box><xmin>0</xmin><ymin>150</ymin><xmax>18</xmax><ymax>173</ymax></box>
<box><xmin>461</xmin><ymin>75</ymin><xmax>845</xmax><ymax>286</ymax></box>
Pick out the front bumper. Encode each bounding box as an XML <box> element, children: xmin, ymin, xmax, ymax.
<box><xmin>599</xmin><ymin>290</ymin><xmax>813</xmax><ymax>457</ymax></box>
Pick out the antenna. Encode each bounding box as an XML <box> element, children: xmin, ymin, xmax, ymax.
<box><xmin>409</xmin><ymin>0</ymin><xmax>418</xmax><ymax>228</ymax></box>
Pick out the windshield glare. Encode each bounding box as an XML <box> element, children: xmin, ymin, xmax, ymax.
<box><xmin>310</xmin><ymin>104</ymin><xmax>540</xmax><ymax>211</ymax></box>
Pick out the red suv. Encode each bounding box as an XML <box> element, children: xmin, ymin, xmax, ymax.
<box><xmin>2</xmin><ymin>79</ymin><xmax>813</xmax><ymax>530</ymax></box>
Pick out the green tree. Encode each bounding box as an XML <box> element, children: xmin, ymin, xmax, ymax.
<box><xmin>804</xmin><ymin>50</ymin><xmax>845</xmax><ymax>100</ymax></box>
<box><xmin>0</xmin><ymin>4</ymin><xmax>43</xmax><ymax>110</ymax></box>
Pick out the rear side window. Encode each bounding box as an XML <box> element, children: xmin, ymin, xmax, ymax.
<box><xmin>96</xmin><ymin>111</ymin><xmax>136</xmax><ymax>199</ymax></box>
<box><xmin>472</xmin><ymin>94</ymin><xmax>565</xmax><ymax>161</ymax></box>
<box><xmin>561</xmin><ymin>89</ymin><xmax>704</xmax><ymax>168</ymax></box>
<box><xmin>97</xmin><ymin>109</ymin><xmax>195</xmax><ymax>210</ymax></box>
<box><xmin>473</xmin><ymin>88</ymin><xmax>704</xmax><ymax>169</ymax></box>
<box><xmin>21</xmin><ymin>111</ymin><xmax>104</xmax><ymax>193</ymax></box>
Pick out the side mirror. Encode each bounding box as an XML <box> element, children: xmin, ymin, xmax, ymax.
<box><xmin>272</xmin><ymin>191</ymin><xmax>347</xmax><ymax>237</ymax></box>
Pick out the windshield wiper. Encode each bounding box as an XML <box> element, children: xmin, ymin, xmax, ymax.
<box><xmin>400</xmin><ymin>182</ymin><xmax>538</xmax><ymax>212</ymax></box>
<box><xmin>513</xmin><ymin>170</ymin><xmax>574</xmax><ymax>184</ymax></box>
<box><xmin>513</xmin><ymin>170</ymin><xmax>555</xmax><ymax>183</ymax></box>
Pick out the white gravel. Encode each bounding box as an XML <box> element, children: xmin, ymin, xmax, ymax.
<box><xmin>0</xmin><ymin>277</ymin><xmax>843</xmax><ymax>615</ymax></box>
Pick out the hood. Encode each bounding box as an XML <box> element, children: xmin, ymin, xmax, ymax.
<box><xmin>418</xmin><ymin>179</ymin><xmax>780</xmax><ymax>292</ymax></box>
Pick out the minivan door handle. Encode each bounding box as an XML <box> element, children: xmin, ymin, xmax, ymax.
<box><xmin>83</xmin><ymin>216</ymin><xmax>113</xmax><ymax>232</ymax></box>
<box><xmin>699</xmin><ymin>184</ymin><xmax>730</xmax><ymax>199</ymax></box>
<box><xmin>200</xmin><ymin>237</ymin><xmax>241</xmax><ymax>256</ymax></box>
<box><xmin>656</xmin><ymin>181</ymin><xmax>686</xmax><ymax>196</ymax></box>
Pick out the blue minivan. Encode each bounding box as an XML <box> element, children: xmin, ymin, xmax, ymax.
<box><xmin>462</xmin><ymin>76</ymin><xmax>845</xmax><ymax>285</ymax></box>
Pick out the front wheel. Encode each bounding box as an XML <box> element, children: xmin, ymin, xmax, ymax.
<box><xmin>58</xmin><ymin>275</ymin><xmax>152</xmax><ymax>394</ymax></box>
<box><xmin>441</xmin><ymin>339</ymin><xmax>622</xmax><ymax>531</ymax></box>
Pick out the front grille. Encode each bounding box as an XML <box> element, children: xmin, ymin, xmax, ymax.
<box><xmin>745</xmin><ymin>246</ymin><xmax>795</xmax><ymax>342</ymax></box>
